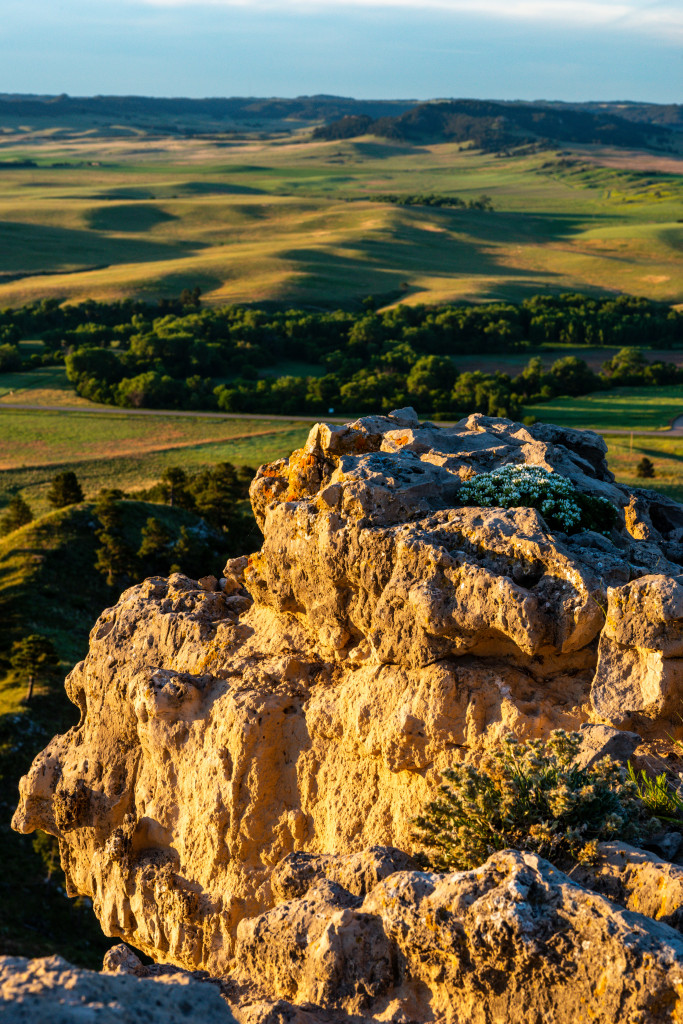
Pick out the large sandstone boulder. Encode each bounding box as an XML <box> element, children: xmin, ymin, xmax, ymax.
<box><xmin>11</xmin><ymin>410</ymin><xmax>683</xmax><ymax>999</ymax></box>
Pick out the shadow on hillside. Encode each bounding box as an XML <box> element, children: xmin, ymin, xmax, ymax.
<box><xmin>276</xmin><ymin>204</ymin><xmax>640</xmax><ymax>304</ymax></box>
<box><xmin>277</xmin><ymin>218</ymin><xmax>561</xmax><ymax>302</ymax></box>
<box><xmin>389</xmin><ymin>207</ymin><xmax>616</xmax><ymax>245</ymax></box>
<box><xmin>635</xmin><ymin>445</ymin><xmax>683</xmax><ymax>465</ymax></box>
<box><xmin>0</xmin><ymin>221</ymin><xmax>203</xmax><ymax>274</ymax></box>
<box><xmin>347</xmin><ymin>140</ymin><xmax>431</xmax><ymax>159</ymax></box>
<box><xmin>86</xmin><ymin>203</ymin><xmax>177</xmax><ymax>233</ymax></box>
<box><xmin>179</xmin><ymin>181</ymin><xmax>267</xmax><ymax>196</ymax></box>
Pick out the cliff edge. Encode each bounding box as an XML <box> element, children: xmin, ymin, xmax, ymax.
<box><xmin>11</xmin><ymin>410</ymin><xmax>683</xmax><ymax>1020</ymax></box>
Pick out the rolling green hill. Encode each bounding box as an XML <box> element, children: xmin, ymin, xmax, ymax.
<box><xmin>0</xmin><ymin>125</ymin><xmax>680</xmax><ymax>308</ymax></box>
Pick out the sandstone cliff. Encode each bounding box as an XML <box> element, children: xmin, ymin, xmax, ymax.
<box><xmin>11</xmin><ymin>410</ymin><xmax>683</xmax><ymax>1020</ymax></box>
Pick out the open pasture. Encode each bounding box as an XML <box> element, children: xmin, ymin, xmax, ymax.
<box><xmin>0</xmin><ymin>406</ymin><xmax>312</xmax><ymax>514</ymax></box>
<box><xmin>603</xmin><ymin>434</ymin><xmax>683</xmax><ymax>504</ymax></box>
<box><xmin>0</xmin><ymin>130</ymin><xmax>681</xmax><ymax>308</ymax></box>
<box><xmin>525</xmin><ymin>385</ymin><xmax>683</xmax><ymax>432</ymax></box>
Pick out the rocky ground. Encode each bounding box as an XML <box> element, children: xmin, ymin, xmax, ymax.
<box><xmin>7</xmin><ymin>409</ymin><xmax>683</xmax><ymax>1022</ymax></box>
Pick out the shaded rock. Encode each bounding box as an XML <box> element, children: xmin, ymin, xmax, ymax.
<box><xmin>574</xmin><ymin>723</ymin><xmax>641</xmax><ymax>771</ymax></box>
<box><xmin>270</xmin><ymin>846</ymin><xmax>419</xmax><ymax>903</ymax></box>
<box><xmin>0</xmin><ymin>953</ymin><xmax>235</xmax><ymax>1023</ymax></box>
<box><xmin>659</xmin><ymin>832</ymin><xmax>683</xmax><ymax>861</ymax></box>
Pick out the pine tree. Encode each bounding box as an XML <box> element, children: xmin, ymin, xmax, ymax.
<box><xmin>169</xmin><ymin>525</ymin><xmax>194</xmax><ymax>574</ymax></box>
<box><xmin>94</xmin><ymin>494</ymin><xmax>136</xmax><ymax>588</ymax></box>
<box><xmin>161</xmin><ymin>467</ymin><xmax>192</xmax><ymax>509</ymax></box>
<box><xmin>47</xmin><ymin>471</ymin><xmax>84</xmax><ymax>508</ymax></box>
<box><xmin>636</xmin><ymin>457</ymin><xmax>655</xmax><ymax>479</ymax></box>
<box><xmin>0</xmin><ymin>494</ymin><xmax>33</xmax><ymax>536</ymax></box>
<box><xmin>137</xmin><ymin>516</ymin><xmax>173</xmax><ymax>576</ymax></box>
<box><xmin>10</xmin><ymin>633</ymin><xmax>59</xmax><ymax>702</ymax></box>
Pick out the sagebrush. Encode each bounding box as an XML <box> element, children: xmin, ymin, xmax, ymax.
<box><xmin>414</xmin><ymin>731</ymin><xmax>656</xmax><ymax>871</ymax></box>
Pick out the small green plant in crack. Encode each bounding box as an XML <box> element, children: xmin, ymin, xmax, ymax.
<box><xmin>413</xmin><ymin>731</ymin><xmax>657</xmax><ymax>872</ymax></box>
<box><xmin>627</xmin><ymin>763</ymin><xmax>683</xmax><ymax>825</ymax></box>
<box><xmin>458</xmin><ymin>465</ymin><xmax>618</xmax><ymax>536</ymax></box>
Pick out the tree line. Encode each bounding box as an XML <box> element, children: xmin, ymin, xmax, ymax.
<box><xmin>1</xmin><ymin>292</ymin><xmax>682</xmax><ymax>419</ymax></box>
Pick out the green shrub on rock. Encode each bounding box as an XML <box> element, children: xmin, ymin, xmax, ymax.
<box><xmin>458</xmin><ymin>465</ymin><xmax>618</xmax><ymax>536</ymax></box>
<box><xmin>414</xmin><ymin>731</ymin><xmax>656</xmax><ymax>871</ymax></box>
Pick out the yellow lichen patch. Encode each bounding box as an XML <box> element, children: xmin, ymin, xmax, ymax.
<box><xmin>285</xmin><ymin>449</ymin><xmax>321</xmax><ymax>501</ymax></box>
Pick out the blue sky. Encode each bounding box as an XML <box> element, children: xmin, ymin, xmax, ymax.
<box><xmin>2</xmin><ymin>0</ymin><xmax>680</xmax><ymax>101</ymax></box>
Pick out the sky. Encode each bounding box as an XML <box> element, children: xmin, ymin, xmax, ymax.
<box><xmin>2</xmin><ymin>0</ymin><xmax>680</xmax><ymax>102</ymax></box>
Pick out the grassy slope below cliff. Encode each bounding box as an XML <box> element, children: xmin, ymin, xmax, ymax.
<box><xmin>0</xmin><ymin>500</ymin><xmax>229</xmax><ymax>965</ymax></box>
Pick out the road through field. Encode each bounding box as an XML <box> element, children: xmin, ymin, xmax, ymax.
<box><xmin>4</xmin><ymin>400</ymin><xmax>683</xmax><ymax>436</ymax></box>
<box><xmin>0</xmin><ymin>402</ymin><xmax>322</xmax><ymax>423</ymax></box>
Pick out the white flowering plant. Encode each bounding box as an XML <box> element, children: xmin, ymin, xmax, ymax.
<box><xmin>413</xmin><ymin>731</ymin><xmax>657</xmax><ymax>871</ymax></box>
<box><xmin>458</xmin><ymin>464</ymin><xmax>618</xmax><ymax>536</ymax></box>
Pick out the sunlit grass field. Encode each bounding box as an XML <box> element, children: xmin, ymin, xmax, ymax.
<box><xmin>526</xmin><ymin>386</ymin><xmax>683</xmax><ymax>431</ymax></box>
<box><xmin>603</xmin><ymin>435</ymin><xmax>683</xmax><ymax>504</ymax></box>
<box><xmin>0</xmin><ymin>406</ymin><xmax>312</xmax><ymax>514</ymax></box>
<box><xmin>0</xmin><ymin>130</ymin><xmax>681</xmax><ymax>308</ymax></box>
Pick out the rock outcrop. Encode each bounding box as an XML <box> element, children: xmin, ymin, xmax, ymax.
<box><xmin>11</xmin><ymin>410</ymin><xmax>683</xmax><ymax>1016</ymax></box>
<box><xmin>0</xmin><ymin>953</ymin><xmax>235</xmax><ymax>1023</ymax></box>
<box><xmin>231</xmin><ymin>848</ymin><xmax>683</xmax><ymax>1024</ymax></box>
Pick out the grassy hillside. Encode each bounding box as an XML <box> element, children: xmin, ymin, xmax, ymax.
<box><xmin>0</xmin><ymin>498</ymin><xmax>242</xmax><ymax>965</ymax></box>
<box><xmin>0</xmin><ymin>128</ymin><xmax>680</xmax><ymax>308</ymax></box>
<box><xmin>0</xmin><ymin>506</ymin><xmax>114</xmax><ymax>964</ymax></box>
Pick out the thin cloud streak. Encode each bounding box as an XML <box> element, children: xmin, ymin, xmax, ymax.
<box><xmin>136</xmin><ymin>0</ymin><xmax>683</xmax><ymax>36</ymax></box>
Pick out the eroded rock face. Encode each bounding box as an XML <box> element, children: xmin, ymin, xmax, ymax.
<box><xmin>570</xmin><ymin>841</ymin><xmax>683</xmax><ymax>932</ymax></box>
<box><xmin>12</xmin><ymin>410</ymin><xmax>683</xmax><ymax>987</ymax></box>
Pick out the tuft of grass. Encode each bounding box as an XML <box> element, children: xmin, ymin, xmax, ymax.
<box><xmin>627</xmin><ymin>763</ymin><xmax>683</xmax><ymax>825</ymax></box>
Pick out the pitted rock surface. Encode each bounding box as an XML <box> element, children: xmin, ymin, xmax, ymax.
<box><xmin>232</xmin><ymin>849</ymin><xmax>683</xmax><ymax>1024</ymax></box>
<box><xmin>12</xmin><ymin>410</ymin><xmax>683</xmax><ymax>995</ymax></box>
<box><xmin>0</xmin><ymin>953</ymin><xmax>235</xmax><ymax>1023</ymax></box>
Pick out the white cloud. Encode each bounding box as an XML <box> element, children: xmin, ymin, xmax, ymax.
<box><xmin>135</xmin><ymin>0</ymin><xmax>683</xmax><ymax>38</ymax></box>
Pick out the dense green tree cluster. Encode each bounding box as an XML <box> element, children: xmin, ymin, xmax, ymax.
<box><xmin>93</xmin><ymin>462</ymin><xmax>256</xmax><ymax>588</ymax></box>
<box><xmin>2</xmin><ymin>292</ymin><xmax>683</xmax><ymax>418</ymax></box>
<box><xmin>46</xmin><ymin>471</ymin><xmax>84</xmax><ymax>509</ymax></box>
<box><xmin>373</xmin><ymin>193</ymin><xmax>493</xmax><ymax>210</ymax></box>
<box><xmin>0</xmin><ymin>495</ymin><xmax>33</xmax><ymax>536</ymax></box>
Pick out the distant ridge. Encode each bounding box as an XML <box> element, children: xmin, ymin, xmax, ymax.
<box><xmin>0</xmin><ymin>95</ymin><xmax>680</xmax><ymax>146</ymax></box>
<box><xmin>313</xmin><ymin>98</ymin><xmax>678</xmax><ymax>151</ymax></box>
<box><xmin>0</xmin><ymin>93</ymin><xmax>415</xmax><ymax>128</ymax></box>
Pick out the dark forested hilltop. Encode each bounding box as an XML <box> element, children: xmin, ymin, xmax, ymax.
<box><xmin>0</xmin><ymin>94</ymin><xmax>415</xmax><ymax>131</ymax></box>
<box><xmin>314</xmin><ymin>99</ymin><xmax>678</xmax><ymax>151</ymax></box>
<box><xmin>541</xmin><ymin>101</ymin><xmax>683</xmax><ymax>132</ymax></box>
<box><xmin>0</xmin><ymin>94</ymin><xmax>679</xmax><ymax>145</ymax></box>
